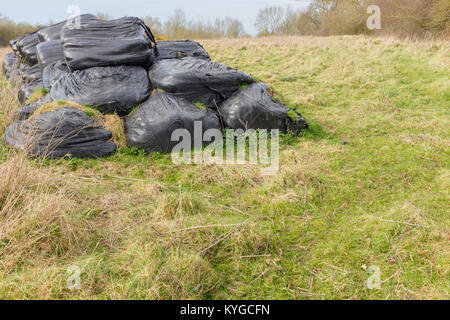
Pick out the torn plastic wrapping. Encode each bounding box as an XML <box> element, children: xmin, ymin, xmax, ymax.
<box><xmin>42</xmin><ymin>61</ymin><xmax>70</xmax><ymax>90</ymax></box>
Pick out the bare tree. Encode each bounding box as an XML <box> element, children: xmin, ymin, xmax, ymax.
<box><xmin>255</xmin><ymin>6</ymin><xmax>286</xmax><ymax>36</ymax></box>
<box><xmin>143</xmin><ymin>16</ymin><xmax>163</xmax><ymax>36</ymax></box>
<box><xmin>165</xmin><ymin>9</ymin><xmax>187</xmax><ymax>39</ymax></box>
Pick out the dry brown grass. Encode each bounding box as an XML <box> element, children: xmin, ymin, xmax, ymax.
<box><xmin>102</xmin><ymin>114</ymin><xmax>126</xmax><ymax>148</ymax></box>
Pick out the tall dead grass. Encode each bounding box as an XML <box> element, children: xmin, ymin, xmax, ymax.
<box><xmin>0</xmin><ymin>49</ymin><xmax>90</xmax><ymax>274</ymax></box>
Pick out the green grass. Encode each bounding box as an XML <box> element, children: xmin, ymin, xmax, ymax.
<box><xmin>0</xmin><ymin>36</ymin><xmax>448</xmax><ymax>299</ymax></box>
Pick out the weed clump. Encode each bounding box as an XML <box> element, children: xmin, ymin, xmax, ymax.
<box><xmin>25</xmin><ymin>88</ymin><xmax>48</xmax><ymax>105</ymax></box>
<box><xmin>29</xmin><ymin>101</ymin><xmax>102</xmax><ymax>120</ymax></box>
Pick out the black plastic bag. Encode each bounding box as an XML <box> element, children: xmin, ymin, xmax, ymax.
<box><xmin>12</xmin><ymin>94</ymin><xmax>53</xmax><ymax>122</ymax></box>
<box><xmin>2</xmin><ymin>53</ymin><xmax>18</xmax><ymax>77</ymax></box>
<box><xmin>37</xmin><ymin>14</ymin><xmax>98</xmax><ymax>42</ymax></box>
<box><xmin>125</xmin><ymin>91</ymin><xmax>222</xmax><ymax>154</ymax></box>
<box><xmin>19</xmin><ymin>62</ymin><xmax>41</xmax><ymax>83</ymax></box>
<box><xmin>154</xmin><ymin>40</ymin><xmax>210</xmax><ymax>61</ymax></box>
<box><xmin>5</xmin><ymin>107</ymin><xmax>117</xmax><ymax>159</ymax></box>
<box><xmin>218</xmin><ymin>83</ymin><xmax>308</xmax><ymax>134</ymax></box>
<box><xmin>62</xmin><ymin>17</ymin><xmax>157</xmax><ymax>71</ymax></box>
<box><xmin>16</xmin><ymin>31</ymin><xmax>40</xmax><ymax>66</ymax></box>
<box><xmin>50</xmin><ymin>65</ymin><xmax>151</xmax><ymax>116</ymax></box>
<box><xmin>9</xmin><ymin>37</ymin><xmax>20</xmax><ymax>53</ymax></box>
<box><xmin>148</xmin><ymin>57</ymin><xmax>253</xmax><ymax>109</ymax></box>
<box><xmin>42</xmin><ymin>61</ymin><xmax>70</xmax><ymax>90</ymax></box>
<box><xmin>18</xmin><ymin>79</ymin><xmax>43</xmax><ymax>104</ymax></box>
<box><xmin>36</xmin><ymin>40</ymin><xmax>64</xmax><ymax>71</ymax></box>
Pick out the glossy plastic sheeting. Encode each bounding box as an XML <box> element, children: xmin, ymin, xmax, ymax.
<box><xmin>148</xmin><ymin>57</ymin><xmax>253</xmax><ymax>109</ymax></box>
<box><xmin>37</xmin><ymin>14</ymin><xmax>98</xmax><ymax>42</ymax></box>
<box><xmin>50</xmin><ymin>65</ymin><xmax>151</xmax><ymax>116</ymax></box>
<box><xmin>153</xmin><ymin>40</ymin><xmax>210</xmax><ymax>61</ymax></box>
<box><xmin>62</xmin><ymin>17</ymin><xmax>157</xmax><ymax>71</ymax></box>
<box><xmin>19</xmin><ymin>62</ymin><xmax>41</xmax><ymax>83</ymax></box>
<box><xmin>42</xmin><ymin>61</ymin><xmax>70</xmax><ymax>90</ymax></box>
<box><xmin>5</xmin><ymin>107</ymin><xmax>117</xmax><ymax>159</ymax></box>
<box><xmin>36</xmin><ymin>40</ymin><xmax>65</xmax><ymax>71</ymax></box>
<box><xmin>218</xmin><ymin>83</ymin><xmax>308</xmax><ymax>134</ymax></box>
<box><xmin>18</xmin><ymin>79</ymin><xmax>44</xmax><ymax>105</ymax></box>
<box><xmin>125</xmin><ymin>91</ymin><xmax>221</xmax><ymax>154</ymax></box>
<box><xmin>2</xmin><ymin>53</ymin><xmax>18</xmax><ymax>77</ymax></box>
<box><xmin>12</xmin><ymin>94</ymin><xmax>53</xmax><ymax>122</ymax></box>
<box><xmin>16</xmin><ymin>31</ymin><xmax>40</xmax><ymax>66</ymax></box>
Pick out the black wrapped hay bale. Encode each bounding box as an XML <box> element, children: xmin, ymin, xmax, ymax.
<box><xmin>50</xmin><ymin>65</ymin><xmax>151</xmax><ymax>116</ymax></box>
<box><xmin>218</xmin><ymin>83</ymin><xmax>308</xmax><ymax>134</ymax></box>
<box><xmin>125</xmin><ymin>91</ymin><xmax>222</xmax><ymax>154</ymax></box>
<box><xmin>5</xmin><ymin>105</ymin><xmax>117</xmax><ymax>159</ymax></box>
<box><xmin>12</xmin><ymin>94</ymin><xmax>53</xmax><ymax>122</ymax></box>
<box><xmin>37</xmin><ymin>14</ymin><xmax>98</xmax><ymax>42</ymax></box>
<box><xmin>18</xmin><ymin>79</ymin><xmax>44</xmax><ymax>105</ymax></box>
<box><xmin>148</xmin><ymin>57</ymin><xmax>253</xmax><ymax>109</ymax></box>
<box><xmin>62</xmin><ymin>17</ymin><xmax>157</xmax><ymax>71</ymax></box>
<box><xmin>16</xmin><ymin>31</ymin><xmax>40</xmax><ymax>66</ymax></box>
<box><xmin>2</xmin><ymin>53</ymin><xmax>18</xmax><ymax>78</ymax></box>
<box><xmin>42</xmin><ymin>61</ymin><xmax>70</xmax><ymax>90</ymax></box>
<box><xmin>154</xmin><ymin>40</ymin><xmax>210</xmax><ymax>61</ymax></box>
<box><xmin>19</xmin><ymin>62</ymin><xmax>42</xmax><ymax>83</ymax></box>
<box><xmin>36</xmin><ymin>40</ymin><xmax>65</xmax><ymax>71</ymax></box>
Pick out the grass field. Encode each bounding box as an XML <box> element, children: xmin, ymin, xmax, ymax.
<box><xmin>0</xmin><ymin>36</ymin><xmax>449</xmax><ymax>300</ymax></box>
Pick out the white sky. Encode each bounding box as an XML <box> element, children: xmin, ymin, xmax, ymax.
<box><xmin>1</xmin><ymin>0</ymin><xmax>311</xmax><ymax>35</ymax></box>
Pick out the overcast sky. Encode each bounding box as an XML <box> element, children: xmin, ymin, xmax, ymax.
<box><xmin>1</xmin><ymin>0</ymin><xmax>310</xmax><ymax>35</ymax></box>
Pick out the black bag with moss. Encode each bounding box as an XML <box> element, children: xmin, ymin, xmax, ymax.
<box><xmin>37</xmin><ymin>14</ymin><xmax>98</xmax><ymax>42</ymax></box>
<box><xmin>154</xmin><ymin>40</ymin><xmax>210</xmax><ymax>62</ymax></box>
<box><xmin>218</xmin><ymin>83</ymin><xmax>308</xmax><ymax>134</ymax></box>
<box><xmin>5</xmin><ymin>107</ymin><xmax>117</xmax><ymax>159</ymax></box>
<box><xmin>148</xmin><ymin>57</ymin><xmax>253</xmax><ymax>109</ymax></box>
<box><xmin>125</xmin><ymin>91</ymin><xmax>222</xmax><ymax>154</ymax></box>
<box><xmin>36</xmin><ymin>40</ymin><xmax>64</xmax><ymax>71</ymax></box>
<box><xmin>18</xmin><ymin>79</ymin><xmax>44</xmax><ymax>105</ymax></box>
<box><xmin>16</xmin><ymin>31</ymin><xmax>40</xmax><ymax>66</ymax></box>
<box><xmin>50</xmin><ymin>65</ymin><xmax>151</xmax><ymax>116</ymax></box>
<box><xmin>62</xmin><ymin>17</ymin><xmax>158</xmax><ymax>71</ymax></box>
<box><xmin>42</xmin><ymin>61</ymin><xmax>70</xmax><ymax>90</ymax></box>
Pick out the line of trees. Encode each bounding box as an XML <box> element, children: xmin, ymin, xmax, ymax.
<box><xmin>254</xmin><ymin>0</ymin><xmax>449</xmax><ymax>38</ymax></box>
<box><xmin>1</xmin><ymin>1</ymin><xmax>448</xmax><ymax>46</ymax></box>
<box><xmin>143</xmin><ymin>9</ymin><xmax>247</xmax><ymax>39</ymax></box>
<box><xmin>0</xmin><ymin>16</ymin><xmax>40</xmax><ymax>46</ymax></box>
